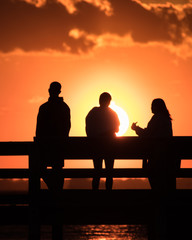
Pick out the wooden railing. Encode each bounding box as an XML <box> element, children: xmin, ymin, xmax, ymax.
<box><xmin>0</xmin><ymin>136</ymin><xmax>192</xmax><ymax>240</ymax></box>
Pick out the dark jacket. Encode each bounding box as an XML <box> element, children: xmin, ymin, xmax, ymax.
<box><xmin>36</xmin><ymin>97</ymin><xmax>71</xmax><ymax>139</ymax></box>
<box><xmin>135</xmin><ymin>114</ymin><xmax>175</xmax><ymax>191</ymax></box>
<box><xmin>86</xmin><ymin>107</ymin><xmax>120</xmax><ymax>138</ymax></box>
<box><xmin>135</xmin><ymin>114</ymin><xmax>172</xmax><ymax>138</ymax></box>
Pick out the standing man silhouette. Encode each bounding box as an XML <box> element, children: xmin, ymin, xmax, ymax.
<box><xmin>36</xmin><ymin>81</ymin><xmax>71</xmax><ymax>191</ymax></box>
<box><xmin>86</xmin><ymin>92</ymin><xmax>120</xmax><ymax>190</ymax></box>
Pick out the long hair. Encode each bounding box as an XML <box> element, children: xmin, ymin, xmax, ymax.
<box><xmin>151</xmin><ymin>98</ymin><xmax>172</xmax><ymax>120</ymax></box>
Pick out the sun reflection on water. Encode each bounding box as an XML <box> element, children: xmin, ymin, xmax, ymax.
<box><xmin>0</xmin><ymin>224</ymin><xmax>148</xmax><ymax>240</ymax></box>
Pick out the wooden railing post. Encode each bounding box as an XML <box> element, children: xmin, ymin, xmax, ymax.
<box><xmin>28</xmin><ymin>141</ymin><xmax>41</xmax><ymax>240</ymax></box>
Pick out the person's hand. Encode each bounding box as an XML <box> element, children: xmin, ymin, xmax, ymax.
<box><xmin>131</xmin><ymin>122</ymin><xmax>138</xmax><ymax>131</ymax></box>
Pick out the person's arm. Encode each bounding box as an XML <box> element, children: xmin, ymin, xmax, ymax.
<box><xmin>66</xmin><ymin>107</ymin><xmax>71</xmax><ymax>136</ymax></box>
<box><xmin>85</xmin><ymin>108</ymin><xmax>97</xmax><ymax>137</ymax></box>
<box><xmin>36</xmin><ymin>107</ymin><xmax>42</xmax><ymax>138</ymax></box>
<box><xmin>131</xmin><ymin>122</ymin><xmax>145</xmax><ymax>136</ymax></box>
<box><xmin>114</xmin><ymin>112</ymin><xmax>120</xmax><ymax>134</ymax></box>
<box><xmin>85</xmin><ymin>112</ymin><xmax>90</xmax><ymax>136</ymax></box>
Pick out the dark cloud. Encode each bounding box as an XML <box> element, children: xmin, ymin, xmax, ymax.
<box><xmin>0</xmin><ymin>0</ymin><xmax>192</xmax><ymax>54</ymax></box>
<box><xmin>140</xmin><ymin>0</ymin><xmax>190</xmax><ymax>3</ymax></box>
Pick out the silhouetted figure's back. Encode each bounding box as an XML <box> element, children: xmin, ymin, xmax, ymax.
<box><xmin>86</xmin><ymin>92</ymin><xmax>120</xmax><ymax>190</ymax></box>
<box><xmin>36</xmin><ymin>82</ymin><xmax>71</xmax><ymax>191</ymax></box>
<box><xmin>86</xmin><ymin>107</ymin><xmax>119</xmax><ymax>138</ymax></box>
<box><xmin>36</xmin><ymin>87</ymin><xmax>70</xmax><ymax>139</ymax></box>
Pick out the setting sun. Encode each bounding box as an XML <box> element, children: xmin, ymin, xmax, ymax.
<box><xmin>110</xmin><ymin>101</ymin><xmax>129</xmax><ymax>136</ymax></box>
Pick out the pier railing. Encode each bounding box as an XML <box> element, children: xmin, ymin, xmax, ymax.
<box><xmin>0</xmin><ymin>136</ymin><xmax>192</xmax><ymax>240</ymax></box>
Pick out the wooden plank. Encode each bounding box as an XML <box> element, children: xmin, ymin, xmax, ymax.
<box><xmin>0</xmin><ymin>169</ymin><xmax>29</xmax><ymax>178</ymax></box>
<box><xmin>41</xmin><ymin>168</ymin><xmax>148</xmax><ymax>178</ymax></box>
<box><xmin>0</xmin><ymin>142</ymin><xmax>33</xmax><ymax>155</ymax></box>
<box><xmin>33</xmin><ymin>137</ymin><xmax>148</xmax><ymax>159</ymax></box>
<box><xmin>0</xmin><ymin>192</ymin><xmax>29</xmax><ymax>204</ymax></box>
<box><xmin>2</xmin><ymin>189</ymin><xmax>192</xmax><ymax>208</ymax></box>
<box><xmin>0</xmin><ymin>137</ymin><xmax>191</xmax><ymax>158</ymax></box>
<box><xmin>177</xmin><ymin>168</ymin><xmax>192</xmax><ymax>177</ymax></box>
<box><xmin>1</xmin><ymin>168</ymin><xmax>192</xmax><ymax>179</ymax></box>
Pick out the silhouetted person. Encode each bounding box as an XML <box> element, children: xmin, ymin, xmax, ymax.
<box><xmin>131</xmin><ymin>98</ymin><xmax>176</xmax><ymax>192</ymax></box>
<box><xmin>132</xmin><ymin>98</ymin><xmax>177</xmax><ymax>240</ymax></box>
<box><xmin>86</xmin><ymin>92</ymin><xmax>120</xmax><ymax>190</ymax></box>
<box><xmin>36</xmin><ymin>81</ymin><xmax>71</xmax><ymax>192</ymax></box>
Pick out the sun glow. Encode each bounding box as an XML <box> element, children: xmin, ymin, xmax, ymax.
<box><xmin>110</xmin><ymin>101</ymin><xmax>129</xmax><ymax>136</ymax></box>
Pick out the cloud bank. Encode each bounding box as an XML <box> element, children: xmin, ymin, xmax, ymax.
<box><xmin>1</xmin><ymin>0</ymin><xmax>192</xmax><ymax>56</ymax></box>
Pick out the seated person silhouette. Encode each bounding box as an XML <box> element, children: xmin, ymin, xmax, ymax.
<box><xmin>86</xmin><ymin>92</ymin><xmax>120</xmax><ymax>190</ymax></box>
<box><xmin>36</xmin><ymin>81</ymin><xmax>71</xmax><ymax>192</ymax></box>
<box><xmin>131</xmin><ymin>98</ymin><xmax>176</xmax><ymax>192</ymax></box>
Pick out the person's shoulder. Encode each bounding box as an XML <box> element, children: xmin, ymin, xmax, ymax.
<box><xmin>39</xmin><ymin>101</ymin><xmax>49</xmax><ymax>110</ymax></box>
<box><xmin>86</xmin><ymin>107</ymin><xmax>99</xmax><ymax>118</ymax></box>
<box><xmin>92</xmin><ymin>107</ymin><xmax>99</xmax><ymax>111</ymax></box>
<box><xmin>89</xmin><ymin>107</ymin><xmax>99</xmax><ymax>113</ymax></box>
<box><xmin>108</xmin><ymin>107</ymin><xmax>118</xmax><ymax>117</ymax></box>
<box><xmin>150</xmin><ymin>114</ymin><xmax>160</xmax><ymax>121</ymax></box>
<box><xmin>62</xmin><ymin>101</ymin><xmax>70</xmax><ymax>110</ymax></box>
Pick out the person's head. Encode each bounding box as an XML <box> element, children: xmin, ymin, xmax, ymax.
<box><xmin>49</xmin><ymin>81</ymin><xmax>61</xmax><ymax>97</ymax></box>
<box><xmin>151</xmin><ymin>98</ymin><xmax>172</xmax><ymax>120</ymax></box>
<box><xmin>99</xmin><ymin>92</ymin><xmax>112</xmax><ymax>107</ymax></box>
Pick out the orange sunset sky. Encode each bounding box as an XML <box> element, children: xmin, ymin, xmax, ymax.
<box><xmin>0</xmin><ymin>0</ymin><xmax>192</xmax><ymax>169</ymax></box>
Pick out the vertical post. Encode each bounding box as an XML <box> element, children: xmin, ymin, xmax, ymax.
<box><xmin>52</xmin><ymin>222</ymin><xmax>63</xmax><ymax>240</ymax></box>
<box><xmin>28</xmin><ymin>142</ymin><xmax>41</xmax><ymax>240</ymax></box>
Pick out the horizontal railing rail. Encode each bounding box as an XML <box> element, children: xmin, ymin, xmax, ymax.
<box><xmin>1</xmin><ymin>168</ymin><xmax>192</xmax><ymax>179</ymax></box>
<box><xmin>0</xmin><ymin>136</ymin><xmax>191</xmax><ymax>157</ymax></box>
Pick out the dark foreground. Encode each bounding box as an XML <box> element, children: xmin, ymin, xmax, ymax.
<box><xmin>1</xmin><ymin>190</ymin><xmax>192</xmax><ymax>239</ymax></box>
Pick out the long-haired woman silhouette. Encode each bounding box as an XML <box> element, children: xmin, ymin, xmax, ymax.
<box><xmin>131</xmin><ymin>98</ymin><xmax>176</xmax><ymax>192</ymax></box>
